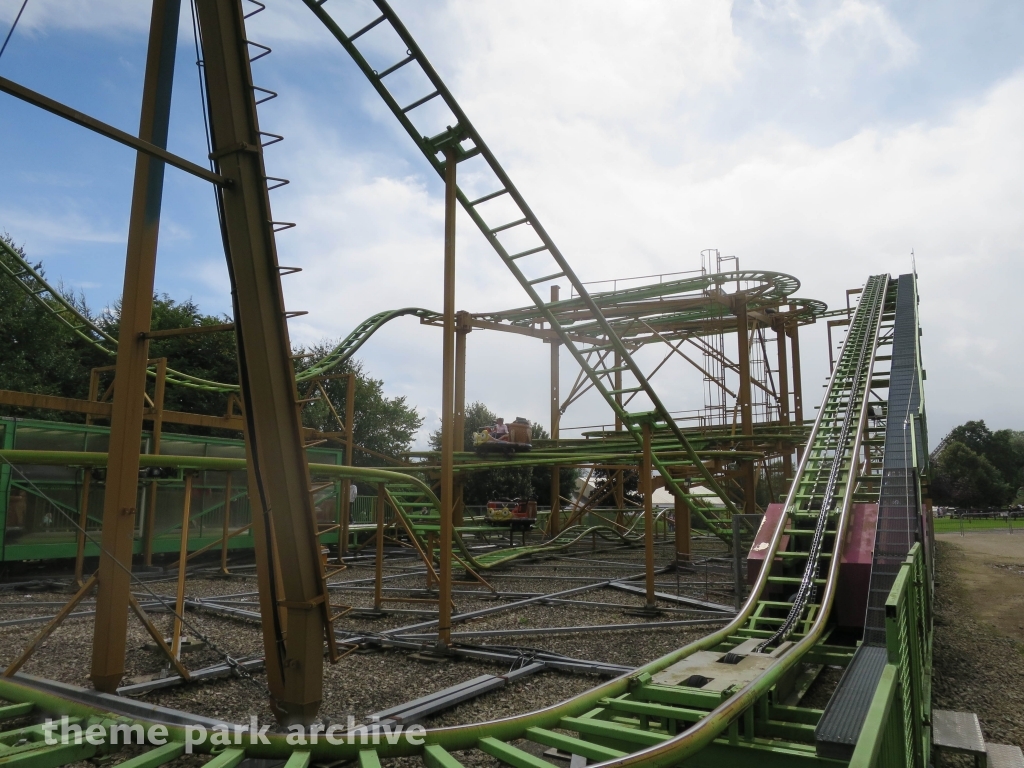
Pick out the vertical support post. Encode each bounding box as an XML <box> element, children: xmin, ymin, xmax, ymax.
<box><xmin>641</xmin><ymin>421</ymin><xmax>656</xmax><ymax>609</ymax></box>
<box><xmin>74</xmin><ymin>470</ymin><xmax>92</xmax><ymax>587</ymax></box>
<box><xmin>90</xmin><ymin>0</ymin><xmax>180</xmax><ymax>694</ymax></box>
<box><xmin>425</xmin><ymin>531</ymin><xmax>436</xmax><ymax>589</ymax></box>
<box><xmin>143</xmin><ymin>357</ymin><xmax>167</xmax><ymax>566</ymax></box>
<box><xmin>614</xmin><ymin>351</ymin><xmax>625</xmax><ymax>530</ymax></box>
<box><xmin>219</xmin><ymin>472</ymin><xmax>233</xmax><ymax>575</ymax></box>
<box><xmin>454</xmin><ymin>312</ymin><xmax>470</xmax><ymax>527</ymax></box>
<box><xmin>735</xmin><ymin>298</ymin><xmax>756</xmax><ymax>514</ymax></box>
<box><xmin>196</xmin><ymin>0</ymin><xmax>327</xmax><ymax>724</ymax></box>
<box><xmin>339</xmin><ymin>372</ymin><xmax>355</xmax><ymax>557</ymax></box>
<box><xmin>549</xmin><ymin>285</ymin><xmax>560</xmax><ymax>537</ymax></box>
<box><xmin>437</xmin><ymin>146</ymin><xmax>458</xmax><ymax>648</ymax></box>
<box><xmin>827</xmin><ymin>322</ymin><xmax>835</xmax><ymax>372</ymax></box>
<box><xmin>775</xmin><ymin>319</ymin><xmax>792</xmax><ymax>484</ymax></box>
<box><xmin>374</xmin><ymin>483</ymin><xmax>385</xmax><ymax>611</ymax></box>
<box><xmin>0</xmin><ymin>420</ymin><xmax>13</xmax><ymax>568</ymax></box>
<box><xmin>86</xmin><ymin>370</ymin><xmax>101</xmax><ymax>421</ymax></box>
<box><xmin>732</xmin><ymin>514</ymin><xmax>743</xmax><ymax>611</ymax></box>
<box><xmin>171</xmin><ymin>472</ymin><xmax>193</xmax><ymax>659</ymax></box>
<box><xmin>75</xmin><ymin>372</ymin><xmax>102</xmax><ymax>585</ymax></box>
<box><xmin>790</xmin><ymin>317</ymin><xmax>804</xmax><ymax>461</ymax></box>
<box><xmin>674</xmin><ymin>492</ymin><xmax>690</xmax><ymax>565</ymax></box>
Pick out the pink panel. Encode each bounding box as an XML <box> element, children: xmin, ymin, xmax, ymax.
<box><xmin>836</xmin><ymin>503</ymin><xmax>879</xmax><ymax>629</ymax></box>
<box><xmin>747</xmin><ymin>503</ymin><xmax>789</xmax><ymax>587</ymax></box>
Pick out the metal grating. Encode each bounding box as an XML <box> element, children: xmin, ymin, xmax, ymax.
<box><xmin>864</xmin><ymin>274</ymin><xmax>922</xmax><ymax>647</ymax></box>
<box><xmin>814</xmin><ymin>645</ymin><xmax>889</xmax><ymax>759</ymax></box>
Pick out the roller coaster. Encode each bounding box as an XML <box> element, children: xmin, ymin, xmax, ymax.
<box><xmin>0</xmin><ymin>272</ymin><xmax>933</xmax><ymax>766</ymax></box>
<box><xmin>0</xmin><ymin>0</ymin><xmax>985</xmax><ymax>766</ymax></box>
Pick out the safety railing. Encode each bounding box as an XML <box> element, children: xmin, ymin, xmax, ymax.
<box><xmin>850</xmin><ymin>542</ymin><xmax>932</xmax><ymax>768</ymax></box>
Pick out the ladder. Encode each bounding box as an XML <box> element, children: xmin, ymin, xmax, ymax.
<box><xmin>382</xmin><ymin>480</ymin><xmax>640</xmax><ymax>572</ymax></box>
<box><xmin>301</xmin><ymin>0</ymin><xmax>741</xmax><ymax>534</ymax></box>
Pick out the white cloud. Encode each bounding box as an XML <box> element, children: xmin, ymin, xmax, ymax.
<box><xmin>748</xmin><ymin>0</ymin><xmax>917</xmax><ymax>68</ymax></box>
<box><xmin>266</xmin><ymin>0</ymin><xmax>1024</xmax><ymax>444</ymax></box>
<box><xmin>6</xmin><ymin>1</ymin><xmax>1021</xmax><ymax>448</ymax></box>
<box><xmin>0</xmin><ymin>0</ymin><xmax>149</xmax><ymax>33</ymax></box>
<box><xmin>0</xmin><ymin>206</ymin><xmax>124</xmax><ymax>247</ymax></box>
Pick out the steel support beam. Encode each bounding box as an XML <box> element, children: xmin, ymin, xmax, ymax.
<box><xmin>674</xmin><ymin>491</ymin><xmax>690</xmax><ymax>564</ymax></box>
<box><xmin>171</xmin><ymin>472</ymin><xmax>194</xmax><ymax>658</ymax></box>
<box><xmin>374</xmin><ymin>483</ymin><xmax>385</xmax><ymax>611</ymax></box>
<box><xmin>613</xmin><ymin>349</ymin><xmax>625</xmax><ymax>529</ymax></box>
<box><xmin>549</xmin><ymin>285</ymin><xmax>560</xmax><ymax>536</ymax></box>
<box><xmin>219</xmin><ymin>472</ymin><xmax>233</xmax><ymax>574</ymax></box>
<box><xmin>339</xmin><ymin>372</ymin><xmax>355</xmax><ymax>556</ymax></box>
<box><xmin>734</xmin><ymin>298</ymin><xmax>756</xmax><ymax>514</ymax></box>
<box><xmin>196</xmin><ymin>0</ymin><xmax>327</xmax><ymax>724</ymax></box>
<box><xmin>142</xmin><ymin>357</ymin><xmax>167</xmax><ymax>566</ymax></box>
<box><xmin>437</xmin><ymin>146</ymin><xmax>458</xmax><ymax>647</ymax></box>
<box><xmin>790</xmin><ymin>317</ymin><xmax>805</xmax><ymax>461</ymax></box>
<box><xmin>775</xmin><ymin>320</ymin><xmax>792</xmax><ymax>483</ymax></box>
<box><xmin>453</xmin><ymin>311</ymin><xmax>470</xmax><ymax>527</ymax></box>
<box><xmin>89</xmin><ymin>0</ymin><xmax>180</xmax><ymax>694</ymax></box>
<box><xmin>641</xmin><ymin>421</ymin><xmax>656</xmax><ymax>608</ymax></box>
<box><xmin>0</xmin><ymin>75</ymin><xmax>227</xmax><ymax>187</ymax></box>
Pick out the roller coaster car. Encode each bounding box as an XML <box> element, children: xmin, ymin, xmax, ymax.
<box><xmin>472</xmin><ymin>417</ymin><xmax>533</xmax><ymax>457</ymax></box>
<box><xmin>474</xmin><ymin>439</ymin><xmax>532</xmax><ymax>457</ymax></box>
<box><xmin>485</xmin><ymin>499</ymin><xmax>538</xmax><ymax>530</ymax></box>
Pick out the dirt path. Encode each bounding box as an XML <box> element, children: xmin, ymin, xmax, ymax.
<box><xmin>932</xmin><ymin>537</ymin><xmax>1024</xmax><ymax>749</ymax></box>
<box><xmin>934</xmin><ymin>532</ymin><xmax>1024</xmax><ymax>640</ymax></box>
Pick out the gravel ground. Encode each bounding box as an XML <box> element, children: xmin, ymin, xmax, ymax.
<box><xmin>932</xmin><ymin>539</ymin><xmax>1024</xmax><ymax>750</ymax></box>
<box><xmin>0</xmin><ymin>539</ymin><xmax>734</xmax><ymax>731</ymax></box>
<box><xmin>5</xmin><ymin>530</ymin><xmax>1022</xmax><ymax>765</ymax></box>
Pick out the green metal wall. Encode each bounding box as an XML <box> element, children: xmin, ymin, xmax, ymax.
<box><xmin>0</xmin><ymin>417</ymin><xmax>345</xmax><ymax>562</ymax></box>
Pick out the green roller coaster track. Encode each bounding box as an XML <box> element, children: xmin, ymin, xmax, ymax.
<box><xmin>0</xmin><ymin>1</ymin><xmax>937</xmax><ymax>764</ymax></box>
<box><xmin>2</xmin><ymin>237</ymin><xmax>819</xmax><ymax>542</ymax></box>
<box><xmin>0</xmin><ymin>236</ymin><xmax>444</xmax><ymax>395</ymax></box>
<box><xmin>2</xmin><ymin>234</ymin><xmax>824</xmax><ymax>391</ymax></box>
<box><xmin>0</xmin><ymin>271</ymin><xmax>933</xmax><ymax>768</ymax></box>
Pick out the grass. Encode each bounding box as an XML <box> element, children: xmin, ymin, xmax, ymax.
<box><xmin>933</xmin><ymin>517</ymin><xmax>1019</xmax><ymax>534</ymax></box>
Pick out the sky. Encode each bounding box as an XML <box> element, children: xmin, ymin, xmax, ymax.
<box><xmin>0</xmin><ymin>0</ymin><xmax>1022</xmax><ymax>448</ymax></box>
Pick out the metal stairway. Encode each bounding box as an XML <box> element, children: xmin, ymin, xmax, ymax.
<box><xmin>381</xmin><ymin>480</ymin><xmax>642</xmax><ymax>572</ymax></box>
<box><xmin>300</xmin><ymin>0</ymin><xmax>741</xmax><ymax>538</ymax></box>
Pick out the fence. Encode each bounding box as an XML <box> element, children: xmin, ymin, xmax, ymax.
<box><xmin>0</xmin><ymin>417</ymin><xmax>346</xmax><ymax>561</ymax></box>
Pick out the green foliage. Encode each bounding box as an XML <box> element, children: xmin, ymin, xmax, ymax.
<box><xmin>589</xmin><ymin>467</ymin><xmax>642</xmax><ymax>508</ymax></box>
<box><xmin>295</xmin><ymin>344</ymin><xmax>423</xmax><ymax>462</ymax></box>
<box><xmin>428</xmin><ymin>401</ymin><xmax>577</xmax><ymax>505</ymax></box>
<box><xmin>100</xmin><ymin>294</ymin><xmax>239</xmax><ymax>426</ymax></box>
<box><xmin>0</xmin><ymin>236</ymin><xmax>422</xmax><ymax>457</ymax></box>
<box><xmin>931</xmin><ymin>441</ymin><xmax>1011</xmax><ymax>508</ymax></box>
<box><xmin>0</xmin><ymin>233</ymin><xmax>105</xmax><ymax>415</ymax></box>
<box><xmin>930</xmin><ymin>420</ymin><xmax>1024</xmax><ymax>507</ymax></box>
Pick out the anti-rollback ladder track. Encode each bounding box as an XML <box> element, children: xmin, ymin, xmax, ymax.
<box><xmin>301</xmin><ymin>0</ymin><xmax>740</xmax><ymax>536</ymax></box>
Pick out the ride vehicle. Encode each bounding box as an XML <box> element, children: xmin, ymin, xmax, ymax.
<box><xmin>485</xmin><ymin>498</ymin><xmax>538</xmax><ymax>530</ymax></box>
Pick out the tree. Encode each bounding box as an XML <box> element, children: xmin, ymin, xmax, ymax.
<box><xmin>930</xmin><ymin>441</ymin><xmax>1011</xmax><ymax>508</ymax></box>
<box><xmin>0</xmin><ymin>233</ymin><xmax>106</xmax><ymax>416</ymax></box>
<box><xmin>941</xmin><ymin>420</ymin><xmax>993</xmax><ymax>457</ymax></box>
<box><xmin>428</xmin><ymin>402</ymin><xmax>577</xmax><ymax>505</ymax></box>
<box><xmin>100</xmin><ymin>294</ymin><xmax>239</xmax><ymax>428</ymax></box>
<box><xmin>296</xmin><ymin>345</ymin><xmax>422</xmax><ymax>462</ymax></box>
<box><xmin>985</xmin><ymin>429</ymin><xmax>1024</xmax><ymax>494</ymax></box>
<box><xmin>931</xmin><ymin>420</ymin><xmax>1024</xmax><ymax>505</ymax></box>
<box><xmin>1</xmin><ymin>235</ymin><xmax>423</xmax><ymax>454</ymax></box>
<box><xmin>527</xmin><ymin>422</ymin><xmax>580</xmax><ymax>507</ymax></box>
